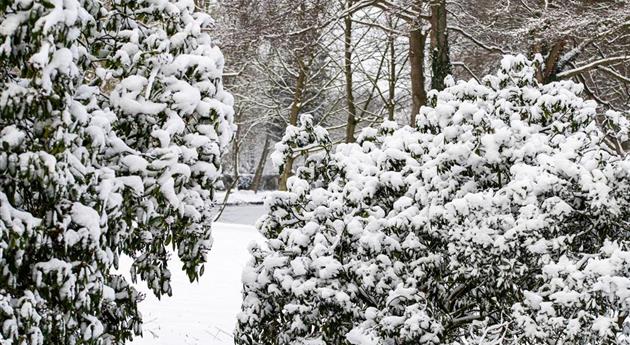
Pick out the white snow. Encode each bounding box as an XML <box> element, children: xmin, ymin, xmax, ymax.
<box><xmin>0</xmin><ymin>125</ymin><xmax>26</xmax><ymax>148</ymax></box>
<box><xmin>214</xmin><ymin>190</ymin><xmax>271</xmax><ymax>205</ymax></box>
<box><xmin>121</xmin><ymin>155</ymin><xmax>149</xmax><ymax>173</ymax></box>
<box><xmin>71</xmin><ymin>203</ymin><xmax>101</xmax><ymax>240</ymax></box>
<box><xmin>125</xmin><ymin>222</ymin><xmax>264</xmax><ymax>345</ymax></box>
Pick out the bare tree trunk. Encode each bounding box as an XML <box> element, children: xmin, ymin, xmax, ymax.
<box><xmin>543</xmin><ymin>40</ymin><xmax>566</xmax><ymax>83</ymax></box>
<box><xmin>194</xmin><ymin>0</ymin><xmax>208</xmax><ymax>10</ymax></box>
<box><xmin>344</xmin><ymin>0</ymin><xmax>358</xmax><ymax>143</ymax></box>
<box><xmin>430</xmin><ymin>0</ymin><xmax>450</xmax><ymax>91</ymax></box>
<box><xmin>279</xmin><ymin>59</ymin><xmax>308</xmax><ymax>191</ymax></box>
<box><xmin>387</xmin><ymin>16</ymin><xmax>396</xmax><ymax>121</ymax></box>
<box><xmin>278</xmin><ymin>157</ymin><xmax>294</xmax><ymax>193</ymax></box>
<box><xmin>251</xmin><ymin>134</ymin><xmax>271</xmax><ymax>193</ymax></box>
<box><xmin>531</xmin><ymin>39</ymin><xmax>567</xmax><ymax>84</ymax></box>
<box><xmin>409</xmin><ymin>24</ymin><xmax>427</xmax><ymax>126</ymax></box>
<box><xmin>214</xmin><ymin>108</ymin><xmax>241</xmax><ymax>221</ymax></box>
<box><xmin>232</xmin><ymin>118</ymin><xmax>241</xmax><ymax>185</ymax></box>
<box><xmin>289</xmin><ymin>61</ymin><xmax>307</xmax><ymax>125</ymax></box>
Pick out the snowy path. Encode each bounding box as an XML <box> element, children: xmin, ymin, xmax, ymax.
<box><xmin>216</xmin><ymin>204</ymin><xmax>267</xmax><ymax>225</ymax></box>
<box><xmin>125</xmin><ymin>221</ymin><xmax>265</xmax><ymax>345</ymax></box>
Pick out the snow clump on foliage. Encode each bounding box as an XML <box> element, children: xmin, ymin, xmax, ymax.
<box><xmin>236</xmin><ymin>55</ymin><xmax>630</xmax><ymax>345</ymax></box>
<box><xmin>0</xmin><ymin>0</ymin><xmax>234</xmax><ymax>343</ymax></box>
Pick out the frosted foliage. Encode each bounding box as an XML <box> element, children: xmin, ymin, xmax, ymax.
<box><xmin>236</xmin><ymin>55</ymin><xmax>630</xmax><ymax>344</ymax></box>
<box><xmin>0</xmin><ymin>1</ymin><xmax>234</xmax><ymax>344</ymax></box>
<box><xmin>270</xmin><ymin>114</ymin><xmax>332</xmax><ymax>173</ymax></box>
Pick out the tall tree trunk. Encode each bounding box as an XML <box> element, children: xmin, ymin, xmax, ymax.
<box><xmin>194</xmin><ymin>0</ymin><xmax>208</xmax><ymax>11</ymax></box>
<box><xmin>409</xmin><ymin>24</ymin><xmax>427</xmax><ymax>126</ymax></box>
<box><xmin>251</xmin><ymin>134</ymin><xmax>271</xmax><ymax>193</ymax></box>
<box><xmin>531</xmin><ymin>40</ymin><xmax>566</xmax><ymax>83</ymax></box>
<box><xmin>278</xmin><ymin>156</ymin><xmax>294</xmax><ymax>193</ymax></box>
<box><xmin>231</xmin><ymin>117</ymin><xmax>241</xmax><ymax>185</ymax></box>
<box><xmin>289</xmin><ymin>60</ymin><xmax>308</xmax><ymax>125</ymax></box>
<box><xmin>430</xmin><ymin>0</ymin><xmax>450</xmax><ymax>91</ymax></box>
<box><xmin>543</xmin><ymin>40</ymin><xmax>566</xmax><ymax>83</ymax></box>
<box><xmin>388</xmin><ymin>17</ymin><xmax>396</xmax><ymax>121</ymax></box>
<box><xmin>279</xmin><ymin>59</ymin><xmax>308</xmax><ymax>191</ymax></box>
<box><xmin>344</xmin><ymin>0</ymin><xmax>357</xmax><ymax>143</ymax></box>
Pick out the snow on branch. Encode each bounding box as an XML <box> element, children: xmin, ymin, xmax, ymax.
<box><xmin>448</xmin><ymin>26</ymin><xmax>511</xmax><ymax>54</ymax></box>
<box><xmin>557</xmin><ymin>55</ymin><xmax>630</xmax><ymax>79</ymax></box>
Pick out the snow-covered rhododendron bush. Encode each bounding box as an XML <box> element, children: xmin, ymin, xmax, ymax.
<box><xmin>236</xmin><ymin>55</ymin><xmax>630</xmax><ymax>344</ymax></box>
<box><xmin>0</xmin><ymin>0</ymin><xmax>234</xmax><ymax>343</ymax></box>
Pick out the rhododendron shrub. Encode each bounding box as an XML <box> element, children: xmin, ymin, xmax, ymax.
<box><xmin>0</xmin><ymin>1</ymin><xmax>234</xmax><ymax>343</ymax></box>
<box><xmin>236</xmin><ymin>55</ymin><xmax>630</xmax><ymax>345</ymax></box>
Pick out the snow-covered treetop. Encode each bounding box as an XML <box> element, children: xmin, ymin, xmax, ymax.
<box><xmin>0</xmin><ymin>0</ymin><xmax>234</xmax><ymax>343</ymax></box>
<box><xmin>236</xmin><ymin>55</ymin><xmax>630</xmax><ymax>344</ymax></box>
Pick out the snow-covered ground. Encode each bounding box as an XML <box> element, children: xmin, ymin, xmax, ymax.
<box><xmin>213</xmin><ymin>190</ymin><xmax>270</xmax><ymax>225</ymax></box>
<box><xmin>216</xmin><ymin>204</ymin><xmax>268</xmax><ymax>225</ymax></box>
<box><xmin>124</xmin><ymin>220</ymin><xmax>265</xmax><ymax>345</ymax></box>
<box><xmin>214</xmin><ymin>190</ymin><xmax>272</xmax><ymax>205</ymax></box>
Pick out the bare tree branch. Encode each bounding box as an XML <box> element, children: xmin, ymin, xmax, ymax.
<box><xmin>448</xmin><ymin>26</ymin><xmax>511</xmax><ymax>54</ymax></box>
<box><xmin>557</xmin><ymin>56</ymin><xmax>630</xmax><ymax>79</ymax></box>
